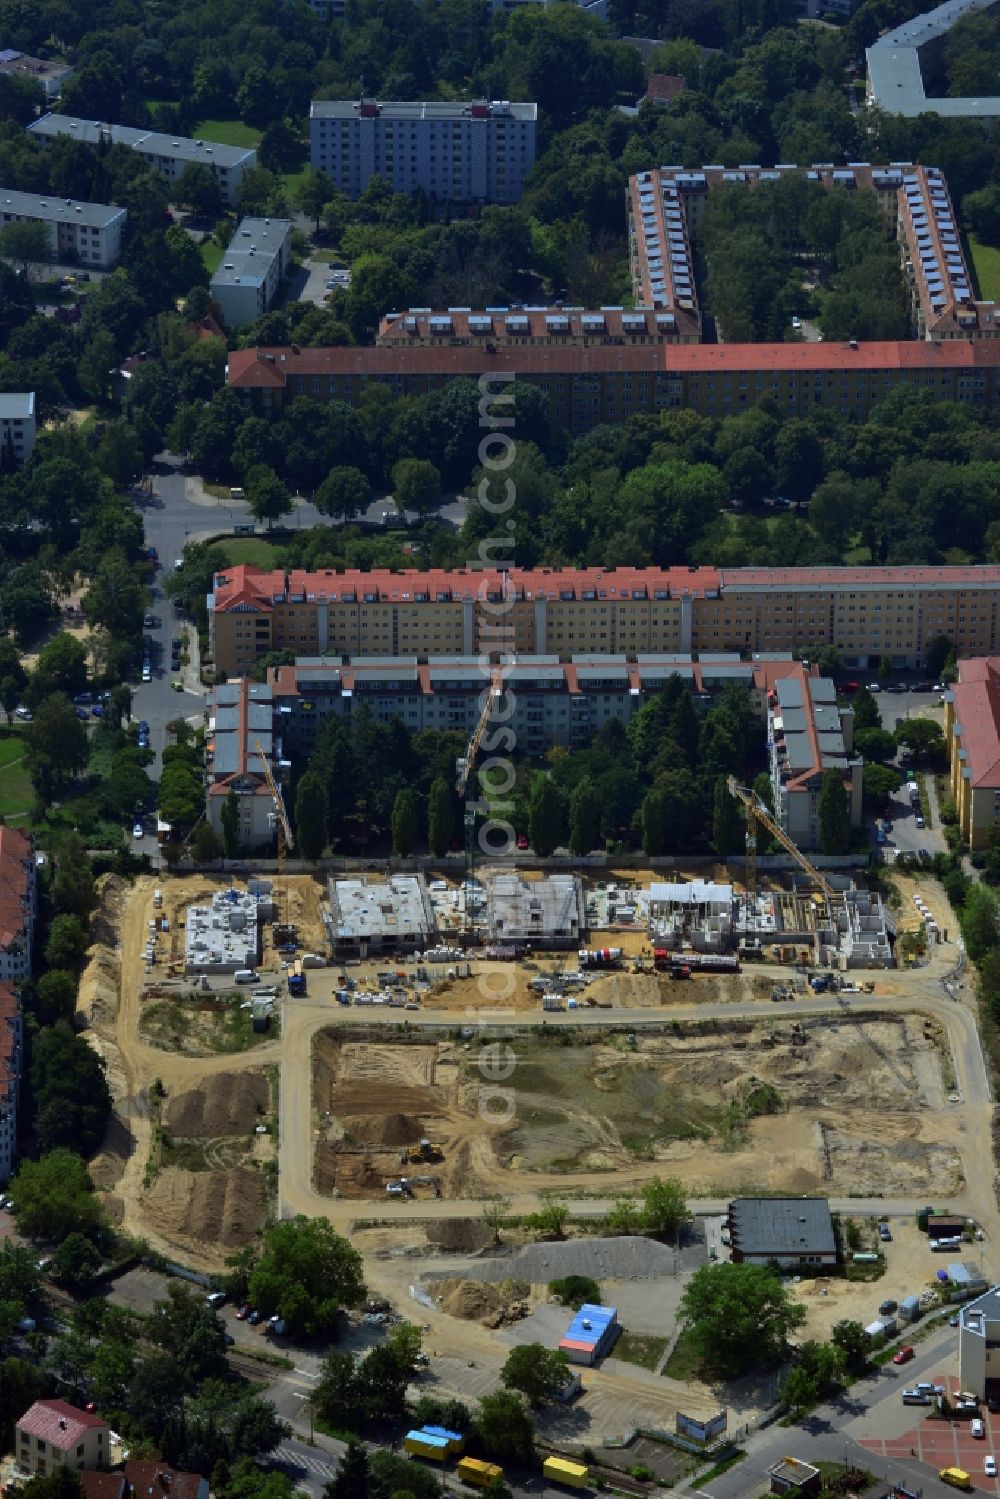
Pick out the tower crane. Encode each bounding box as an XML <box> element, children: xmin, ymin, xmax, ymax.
<box><xmin>255</xmin><ymin>738</ymin><xmax>294</xmax><ymax>921</ymax></box>
<box><xmin>455</xmin><ymin>665</ymin><xmax>505</xmax><ymax>941</ymax></box>
<box><xmin>725</xmin><ymin>775</ymin><xmax>835</xmax><ymax>912</ymax></box>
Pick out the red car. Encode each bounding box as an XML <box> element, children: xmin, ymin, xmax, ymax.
<box><xmin>893</xmin><ymin>1346</ymin><xmax>915</xmax><ymax>1365</ymax></box>
<box><xmin>516</xmin><ymin>834</ymin><xmax>529</xmax><ymax>849</ymax></box>
<box><xmin>235</xmin><ymin>1303</ymin><xmax>250</xmax><ymax>1321</ymax></box>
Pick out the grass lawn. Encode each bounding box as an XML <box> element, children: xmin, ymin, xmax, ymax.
<box><xmin>280</xmin><ymin>163</ymin><xmax>311</xmax><ymax>199</ymax></box>
<box><xmin>968</xmin><ymin>233</ymin><xmax>1000</xmax><ymax>301</ymax></box>
<box><xmin>194</xmin><ymin>118</ymin><xmax>262</xmax><ymax>149</ymax></box>
<box><xmin>0</xmin><ymin>730</ymin><xmax>33</xmax><ymax>822</ymax></box>
<box><xmin>662</xmin><ymin>1327</ymin><xmax>702</xmax><ymax>1382</ymax></box>
<box><xmin>200</xmin><ymin>239</ymin><xmax>223</xmax><ymax>274</ymax></box>
<box><xmin>611</xmin><ymin>1332</ymin><xmax>669</xmax><ymax>1371</ymax></box>
<box><xmin>211</xmin><ymin>537</ymin><xmax>286</xmax><ymax>568</ymax></box>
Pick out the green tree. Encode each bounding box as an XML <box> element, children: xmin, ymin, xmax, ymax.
<box><xmin>474</xmin><ymin>1389</ymin><xmax>534</xmax><ymax>1462</ymax></box>
<box><xmin>818</xmin><ymin>769</ymin><xmax>851</xmax><ymax>855</ymax></box>
<box><xmin>529</xmin><ymin>777</ymin><xmax>563</xmax><ymax>857</ymax></box>
<box><xmin>895</xmin><ymin>719</ymin><xmax>944</xmax><ymax>759</ymax></box>
<box><xmin>44</xmin><ymin>914</ymin><xmax>90</xmax><ymax>971</ymax></box>
<box><xmin>604</xmin><ymin>1196</ymin><xmax>642</xmax><ymax>1235</ymax></box>
<box><xmin>246</xmin><ymin>1216</ymin><xmax>366</xmax><ymax>1338</ymax></box>
<box><xmin>678</xmin><ymin>1262</ymin><xmax>805</xmax><ymax>1377</ymax></box>
<box><xmin>221</xmin><ymin>788</ymin><xmax>241</xmax><ymax>859</ymax></box>
<box><xmin>191</xmin><ymin>820</ymin><xmax>223</xmax><ymax>862</ymax></box>
<box><xmin>9</xmin><ymin>1149</ymin><xmax>104</xmax><ymax>1242</ymax></box>
<box><xmin>77</xmin><ymin>329</ymin><xmax>119</xmax><ymax>405</ymax></box>
<box><xmin>27</xmin><ymin>634</ymin><xmax>88</xmax><ymax>703</ymax></box>
<box><xmin>312</xmin><ymin>1350</ymin><xmax>361</xmax><ymax>1431</ymax></box>
<box><xmin>640</xmin><ymin>1176</ymin><xmax>691</xmax><ymax>1242</ymax></box>
<box><xmin>391</xmin><ymin>787</ymin><xmax>420</xmax><ymax>857</ymax></box>
<box><xmin>568</xmin><ymin>776</ymin><xmax>601</xmax><ymax>856</ymax></box>
<box><xmin>82</xmin><ymin>547</ymin><xmax>144</xmax><ymax>637</ymax></box>
<box><xmin>427</xmin><ymin>775</ymin><xmax>454</xmax><ymax>858</ymax></box>
<box><xmin>30</xmin><ymin>1022</ymin><xmax>112</xmax><ymax>1154</ymax></box>
<box><xmin>175</xmin><ymin>162</ymin><xmax>225</xmax><ymax>219</ymax></box>
<box><xmin>246</xmin><ymin>465</ymin><xmax>292</xmax><ymax>527</ymax></box>
<box><xmin>295</xmin><ymin>772</ymin><xmax>329</xmax><ymax>860</ymax></box>
<box><xmin>51</xmin><ymin>1233</ymin><xmax>101</xmax><ymax>1290</ymax></box>
<box><xmin>925</xmin><ymin>635</ymin><xmax>955</xmax><ymax>678</ymax></box>
<box><xmin>391</xmin><ymin>458</ymin><xmax>441</xmax><ymax>515</ymax></box>
<box><xmin>52</xmin><ymin>833</ymin><xmax>95</xmax><ymax>919</ymax></box>
<box><xmin>525</xmin><ymin>1193</ymin><xmax>570</xmax><ymax>1240</ymax></box>
<box><xmin>0</xmin><ymin>220</ymin><xmax>50</xmax><ymax>280</ymax></box>
<box><xmin>314</xmin><ymin>467</ymin><xmax>372</xmax><ymax>521</ymax></box>
<box><xmin>852</xmin><ymin>684</ymin><xmax>881</xmax><ymax>732</ymax></box>
<box><xmin>855</xmin><ymin>727</ymin><xmax>897</xmax><ymax>763</ymax></box>
<box><xmin>149</xmin><ymin>1282</ymin><xmax>230</xmax><ymax>1387</ymax></box>
<box><xmin>33</xmin><ymin>970</ymin><xmax>78</xmax><ymax>1023</ymax></box>
<box><xmin>0</xmin><ymin>639</ymin><xmax>27</xmax><ymax>724</ymax></box>
<box><xmin>830</xmin><ymin>1318</ymin><xmax>870</xmax><ymax>1373</ymax></box>
<box><xmin>712</xmin><ymin>776</ymin><xmax>743</xmax><ymax>856</ymax></box>
<box><xmin>862</xmin><ymin>763</ymin><xmax>902</xmax><ymax>806</ymax></box>
<box><xmin>0</xmin><ymin>1357</ymin><xmax>48</xmax><ymax>1448</ymax></box>
<box><xmin>325</xmin><ymin>1441</ymin><xmax>369</xmax><ymax>1499</ymax></box>
<box><xmin>501</xmin><ymin>1343</ymin><xmax>571</xmax><ymax>1407</ymax></box>
<box><xmin>294</xmin><ymin>171</ymin><xmax>334</xmax><ymax>234</ymax></box>
<box><xmin>20</xmin><ymin>1470</ymin><xmax>84</xmax><ymax>1499</ymax></box>
<box><xmin>961</xmin><ymin>884</ymin><xmax>1000</xmax><ymax>963</ymax></box>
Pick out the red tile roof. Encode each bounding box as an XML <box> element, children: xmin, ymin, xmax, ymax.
<box><xmin>952</xmin><ymin>658</ymin><xmax>1000</xmax><ymax>787</ymax></box>
<box><xmin>82</xmin><ymin>1475</ymin><xmax>126</xmax><ymax>1499</ymax></box>
<box><xmin>212</xmin><ymin>564</ymin><xmax>286</xmax><ymax>613</ymax></box>
<box><xmin>646</xmin><ymin>73</ymin><xmax>686</xmax><ymax>101</ymax></box>
<box><xmin>227</xmin><ymin>338</ymin><xmax>1000</xmax><ymax>387</ymax></box>
<box><xmin>18</xmin><ymin>1400</ymin><xmax>108</xmax><ymax>1447</ymax></box>
<box><xmin>0</xmin><ymin>826</ymin><xmax>31</xmax><ymax>950</ymax></box>
<box><xmin>124</xmin><ymin>1460</ymin><xmax>206</xmax><ymax>1499</ymax></box>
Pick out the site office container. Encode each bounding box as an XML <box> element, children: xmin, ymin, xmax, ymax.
<box><xmin>456</xmin><ymin>1457</ymin><xmax>504</xmax><ymax>1488</ymax></box>
<box><xmin>542</xmin><ymin>1456</ymin><xmax>590</xmax><ymax>1489</ymax></box>
<box><xmin>421</xmin><ymin>1427</ymin><xmax>465</xmax><ymax>1454</ymax></box>
<box><xmin>403</xmin><ymin>1432</ymin><xmax>449</xmax><ymax>1461</ymax></box>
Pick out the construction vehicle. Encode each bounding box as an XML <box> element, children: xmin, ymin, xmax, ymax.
<box><xmin>406</xmin><ymin>1138</ymin><xmax>443</xmax><ymax>1164</ymax></box>
<box><xmin>455</xmin><ymin>664</ymin><xmax>505</xmax><ymax>939</ymax></box>
<box><xmin>726</xmin><ymin>775</ymin><xmax>835</xmax><ymax>916</ymax></box>
<box><xmin>288</xmin><ymin>957</ymin><xmax>306</xmax><ymax>997</ymax></box>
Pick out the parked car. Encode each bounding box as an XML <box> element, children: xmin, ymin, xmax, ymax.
<box><xmin>14</xmin><ymin>705</ymin><xmax>31</xmax><ymax>721</ymax></box>
<box><xmin>235</xmin><ymin>1304</ymin><xmax>250</xmax><ymax>1320</ymax></box>
<box><xmin>248</xmin><ymin>1309</ymin><xmax>263</xmax><ymax>1325</ymax></box>
<box><xmin>879</xmin><ymin>1223</ymin><xmax>893</xmax><ymax>1241</ymax></box>
<box><xmin>132</xmin><ymin>820</ymin><xmax>144</xmax><ymax>840</ymax></box>
<box><xmin>867</xmin><ymin>682</ymin><xmax>882</xmax><ymax>692</ymax></box>
<box><xmin>143</xmin><ymin>612</ymin><xmax>155</xmax><ymax>628</ymax></box>
<box><xmin>74</xmin><ymin>692</ymin><xmax>92</xmax><ymax>705</ymax></box>
<box><xmin>893</xmin><ymin>1345</ymin><xmax>914</xmax><ymax>1365</ymax></box>
<box><xmin>76</xmin><ymin>707</ymin><xmax>89</xmax><ymax>720</ymax></box>
<box><xmin>91</xmin><ymin>704</ymin><xmax>103</xmax><ymax>717</ymax></box>
<box><xmin>985</xmin><ymin>1457</ymin><xmax>997</xmax><ymax>1478</ymax></box>
<box><xmin>915</xmin><ymin>813</ymin><xmax>925</xmax><ymax>828</ymax></box>
<box><xmin>516</xmin><ymin>834</ymin><xmax>529</xmax><ymax>849</ymax></box>
<box><xmin>972</xmin><ymin>1419</ymin><xmax>986</xmax><ymax>1439</ymax></box>
<box><xmin>881</xmin><ymin>1299</ymin><xmax>899</xmax><ymax>1315</ymax></box>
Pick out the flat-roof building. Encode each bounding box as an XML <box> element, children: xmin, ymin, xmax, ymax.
<box><xmin>959</xmin><ymin>1285</ymin><xmax>1000</xmax><ymax>1396</ymax></box>
<box><xmin>326</xmin><ymin>876</ymin><xmax>435</xmax><ymax>958</ymax></box>
<box><xmin>0</xmin><ymin>186</ymin><xmax>126</xmax><ymax>269</ymax></box>
<box><xmin>485</xmin><ymin>873</ymin><xmax>585</xmax><ymax>949</ymax></box>
<box><xmin>27</xmin><ymin>115</ymin><xmax>257</xmax><ymax>205</ymax></box>
<box><xmin>727</xmin><ymin>1197</ymin><xmax>837</xmax><ymax>1267</ymax></box>
<box><xmin>0</xmin><ymin>392</ymin><xmax>35</xmax><ymax>465</ymax></box>
<box><xmin>768</xmin><ymin>1458</ymin><xmax>822</xmax><ymax>1497</ymax></box>
<box><xmin>211</xmin><ymin>217</ymin><xmax>292</xmax><ymax>328</ymax></box>
<box><xmin>309</xmin><ymin>98</ymin><xmax>537</xmax><ymax>204</ymax></box>
<box><xmin>0</xmin><ymin>50</ymin><xmax>72</xmax><ymax>100</ymax></box>
<box><xmin>184</xmin><ymin>887</ymin><xmax>264</xmax><ymax>974</ymax></box>
<box><xmin>558</xmin><ymin>1303</ymin><xmax>618</xmax><ymax>1365</ymax></box>
<box><xmin>867</xmin><ymin>0</ymin><xmax>1000</xmax><ymax>118</ymax></box>
<box><xmin>207</xmin><ymin>680</ymin><xmax>282</xmax><ymax>853</ymax></box>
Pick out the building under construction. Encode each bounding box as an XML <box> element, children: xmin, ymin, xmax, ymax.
<box><xmin>485</xmin><ymin>873</ymin><xmax>586</xmax><ymax>949</ymax></box>
<box><xmin>733</xmin><ymin>882</ymin><xmax>894</xmax><ymax>968</ymax></box>
<box><xmin>649</xmin><ymin>880</ymin><xmax>733</xmax><ymax>952</ymax></box>
<box><xmin>325</xmin><ymin>876</ymin><xmax>435</xmax><ymax>959</ymax></box>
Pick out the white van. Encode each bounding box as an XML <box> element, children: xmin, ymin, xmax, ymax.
<box><xmin>206</xmin><ymin>1291</ymin><xmax>226</xmax><ymax>1309</ymax></box>
<box><xmin>234</xmin><ymin>969</ymin><xmax>258</xmax><ymax>985</ymax></box>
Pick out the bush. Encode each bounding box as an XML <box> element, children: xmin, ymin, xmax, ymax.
<box><xmin>549</xmin><ymin>1275</ymin><xmax>601</xmax><ymax>1309</ymax></box>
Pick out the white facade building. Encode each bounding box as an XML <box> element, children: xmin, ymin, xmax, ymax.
<box><xmin>309</xmin><ymin>98</ymin><xmax>537</xmax><ymax>204</ymax></box>
<box><xmin>0</xmin><ymin>187</ymin><xmax>126</xmax><ymax>268</ymax></box>
<box><xmin>211</xmin><ymin>217</ymin><xmax>293</xmax><ymax>328</ymax></box>
<box><xmin>27</xmin><ymin>115</ymin><xmax>257</xmax><ymax>206</ymax></box>
<box><xmin>0</xmin><ymin>394</ymin><xmax>35</xmax><ymax>465</ymax></box>
<box><xmin>959</xmin><ymin>1286</ymin><xmax>1000</xmax><ymax>1396</ymax></box>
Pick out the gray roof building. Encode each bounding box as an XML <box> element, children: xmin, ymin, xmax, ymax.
<box><xmin>866</xmin><ymin>0</ymin><xmax>1000</xmax><ymax>117</ymax></box>
<box><xmin>27</xmin><ymin>116</ymin><xmax>257</xmax><ymax>205</ymax></box>
<box><xmin>728</xmin><ymin>1197</ymin><xmax>837</xmax><ymax>1265</ymax></box>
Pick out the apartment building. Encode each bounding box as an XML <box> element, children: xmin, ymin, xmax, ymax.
<box><xmin>0</xmin><ymin>187</ymin><xmax>126</xmax><ymax>268</ymax></box>
<box><xmin>226</xmin><ymin>338</ymin><xmax>1000</xmax><ymax>435</ymax></box>
<box><xmin>210</xmin><ymin>217</ymin><xmax>293</xmax><ymax>328</ymax></box>
<box><xmin>0</xmin><ymin>825</ymin><xmax>36</xmax><ymax>984</ymax></box>
<box><xmin>206</xmin><ymin>680</ymin><xmax>282</xmax><ymax>850</ymax></box>
<box><xmin>0</xmin><ymin>980</ymin><xmax>22</xmax><ymax>1184</ymax></box>
<box><xmin>945</xmin><ymin>657</ymin><xmax>1000</xmax><ymax>848</ymax></box>
<box><xmin>765</xmin><ymin>667</ymin><xmax>862</xmax><ymax>850</ymax></box>
<box><xmin>630</xmin><ymin>162</ymin><xmax>997</xmax><ymax>343</ymax></box>
<box><xmin>867</xmin><ymin>0</ymin><xmax>1000</xmax><ymax>119</ymax></box>
<box><xmin>0</xmin><ymin>50</ymin><xmax>73</xmax><ymax>100</ymax></box>
<box><xmin>209</xmin><ymin>562</ymin><xmax>1000</xmax><ymax>675</ymax></box>
<box><xmin>208</xmin><ymin>564</ymin><xmax>713</xmax><ymax>674</ymax></box>
<box><xmin>16</xmin><ymin>1402</ymin><xmax>110</xmax><ymax>1475</ymax></box>
<box><xmin>377</xmin><ymin>303</ymin><xmax>700</xmax><ymax>346</ymax></box>
<box><xmin>27</xmin><ymin>115</ymin><xmax>256</xmax><ymax>206</ymax></box>
<box><xmin>309</xmin><ymin>98</ymin><xmax>537</xmax><ymax>204</ymax></box>
<box><xmin>0</xmin><ymin>392</ymin><xmax>35</xmax><ymax>465</ymax></box>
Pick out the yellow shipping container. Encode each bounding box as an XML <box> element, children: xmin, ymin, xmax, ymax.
<box><xmin>457</xmin><ymin>1457</ymin><xmax>504</xmax><ymax>1488</ymax></box>
<box><xmin>542</xmin><ymin>1456</ymin><xmax>590</xmax><ymax>1489</ymax></box>
<box><xmin>403</xmin><ymin>1434</ymin><xmax>447</xmax><ymax>1462</ymax></box>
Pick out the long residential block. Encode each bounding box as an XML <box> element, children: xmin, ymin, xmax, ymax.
<box><xmin>211</xmin><ymin>216</ymin><xmax>293</xmax><ymax>328</ymax></box>
<box><xmin>0</xmin><ymin>393</ymin><xmax>35</xmax><ymax>464</ymax></box>
<box><xmin>209</xmin><ymin>563</ymin><xmax>1000</xmax><ymax>676</ymax></box>
<box><xmin>867</xmin><ymin>0</ymin><xmax>1000</xmax><ymax>118</ymax></box>
<box><xmin>0</xmin><ymin>186</ymin><xmax>126</xmax><ymax>268</ymax></box>
<box><xmin>309</xmin><ymin>98</ymin><xmax>537</xmax><ymax>204</ymax></box>
<box><xmin>945</xmin><ymin>658</ymin><xmax>1000</xmax><ymax>848</ymax></box>
<box><xmin>27</xmin><ymin>115</ymin><xmax>256</xmax><ymax>206</ymax></box>
<box><xmin>227</xmin><ymin>339</ymin><xmax>1000</xmax><ymax>435</ymax></box>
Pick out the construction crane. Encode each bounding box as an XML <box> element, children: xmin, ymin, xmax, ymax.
<box><xmin>725</xmin><ymin>776</ymin><xmax>835</xmax><ymax>909</ymax></box>
<box><xmin>455</xmin><ymin>665</ymin><xmax>505</xmax><ymax>940</ymax></box>
<box><xmin>255</xmin><ymin>738</ymin><xmax>294</xmax><ymax>922</ymax></box>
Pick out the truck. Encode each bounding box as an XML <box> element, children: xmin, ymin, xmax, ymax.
<box><xmin>456</xmin><ymin>1458</ymin><xmax>504</xmax><ymax>1489</ymax></box>
<box><xmin>578</xmin><ymin>947</ymin><xmax>623</xmax><ymax>969</ymax></box>
<box><xmin>288</xmin><ymin>958</ymin><xmax>306</xmax><ymax>997</ymax></box>
<box><xmin>542</xmin><ymin>1456</ymin><xmax>590</xmax><ymax>1489</ymax></box>
<box><xmin>940</xmin><ymin>1470</ymin><xmax>972</xmax><ymax>1490</ymax></box>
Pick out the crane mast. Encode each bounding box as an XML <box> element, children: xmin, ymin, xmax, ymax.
<box><xmin>725</xmin><ymin>776</ymin><xmax>835</xmax><ymax>907</ymax></box>
<box><xmin>455</xmin><ymin>665</ymin><xmax>505</xmax><ymax>939</ymax></box>
<box><xmin>255</xmin><ymin>738</ymin><xmax>294</xmax><ymax>919</ymax></box>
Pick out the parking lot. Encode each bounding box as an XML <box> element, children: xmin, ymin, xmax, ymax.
<box><xmin>861</xmin><ymin>1373</ymin><xmax>1000</xmax><ymax>1491</ymax></box>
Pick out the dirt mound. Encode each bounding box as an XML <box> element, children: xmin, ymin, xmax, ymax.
<box><xmin>433</xmin><ymin>1276</ymin><xmax>531</xmax><ymax>1323</ymax></box>
<box><xmin>164</xmin><ymin>1072</ymin><xmax>269</xmax><ymax>1137</ymax></box>
<box><xmin>342</xmin><ymin>1112</ymin><xmax>421</xmax><ymax>1146</ymax></box>
<box><xmin>143</xmin><ymin>1167</ymin><xmax>265</xmax><ymax>1254</ymax></box>
<box><xmin>426</xmin><ymin>1219</ymin><xmax>494</xmax><ymax>1253</ymax></box>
